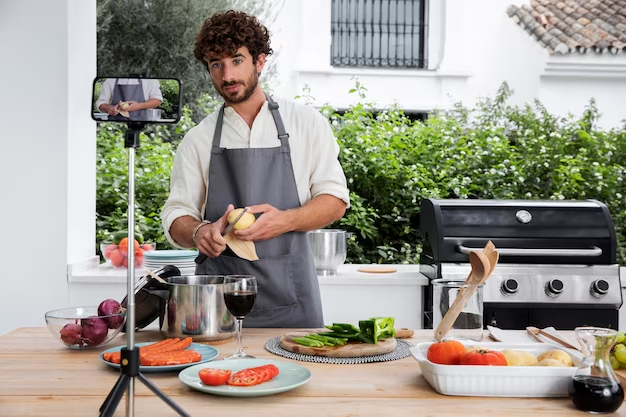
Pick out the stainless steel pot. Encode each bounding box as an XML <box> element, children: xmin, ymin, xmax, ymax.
<box><xmin>159</xmin><ymin>275</ymin><xmax>236</xmax><ymax>342</ymax></box>
<box><xmin>307</xmin><ymin>229</ymin><xmax>351</xmax><ymax>276</ymax></box>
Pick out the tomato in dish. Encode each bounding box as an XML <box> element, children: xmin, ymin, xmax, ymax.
<box><xmin>460</xmin><ymin>349</ymin><xmax>508</xmax><ymax>366</ymax></box>
<box><xmin>427</xmin><ymin>340</ymin><xmax>467</xmax><ymax>365</ymax></box>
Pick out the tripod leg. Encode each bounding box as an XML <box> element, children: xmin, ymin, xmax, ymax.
<box><xmin>99</xmin><ymin>373</ymin><xmax>126</xmax><ymax>413</ymax></box>
<box><xmin>138</xmin><ymin>373</ymin><xmax>190</xmax><ymax>417</ymax></box>
<box><xmin>100</xmin><ymin>374</ymin><xmax>130</xmax><ymax>417</ymax></box>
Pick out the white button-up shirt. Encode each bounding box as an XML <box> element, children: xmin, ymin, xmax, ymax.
<box><xmin>95</xmin><ymin>78</ymin><xmax>164</xmax><ymax>109</ymax></box>
<box><xmin>162</xmin><ymin>98</ymin><xmax>350</xmax><ymax>248</ymax></box>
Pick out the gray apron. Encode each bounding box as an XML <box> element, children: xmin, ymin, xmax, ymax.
<box><xmin>195</xmin><ymin>94</ymin><xmax>324</xmax><ymax>328</ymax></box>
<box><xmin>109</xmin><ymin>78</ymin><xmax>147</xmax><ymax>121</ymax></box>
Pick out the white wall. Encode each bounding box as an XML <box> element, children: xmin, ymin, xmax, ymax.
<box><xmin>538</xmin><ymin>54</ymin><xmax>626</xmax><ymax>128</ymax></box>
<box><xmin>0</xmin><ymin>0</ymin><xmax>96</xmax><ymax>336</ymax></box>
<box><xmin>272</xmin><ymin>0</ymin><xmax>626</xmax><ymax>128</ymax></box>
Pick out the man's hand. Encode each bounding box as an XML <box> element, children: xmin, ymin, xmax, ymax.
<box><xmin>234</xmin><ymin>204</ymin><xmax>288</xmax><ymax>241</ymax></box>
<box><xmin>195</xmin><ymin>204</ymin><xmax>234</xmax><ymax>257</ymax></box>
<box><xmin>234</xmin><ymin>196</ymin><xmax>346</xmax><ymax>242</ymax></box>
<box><xmin>106</xmin><ymin>103</ymin><xmax>119</xmax><ymax>116</ymax></box>
<box><xmin>124</xmin><ymin>100</ymin><xmax>142</xmax><ymax>112</ymax></box>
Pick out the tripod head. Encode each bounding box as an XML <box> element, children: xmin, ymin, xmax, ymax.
<box><xmin>124</xmin><ymin>122</ymin><xmax>147</xmax><ymax>149</ymax></box>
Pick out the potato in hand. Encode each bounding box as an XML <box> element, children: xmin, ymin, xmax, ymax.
<box><xmin>228</xmin><ymin>208</ymin><xmax>256</xmax><ymax>230</ymax></box>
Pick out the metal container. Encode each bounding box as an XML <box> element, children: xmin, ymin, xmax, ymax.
<box><xmin>307</xmin><ymin>229</ymin><xmax>351</xmax><ymax>276</ymax></box>
<box><xmin>159</xmin><ymin>275</ymin><xmax>236</xmax><ymax>342</ymax></box>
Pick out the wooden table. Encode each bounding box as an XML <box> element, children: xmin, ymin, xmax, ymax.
<box><xmin>0</xmin><ymin>328</ymin><xmax>625</xmax><ymax>416</ymax></box>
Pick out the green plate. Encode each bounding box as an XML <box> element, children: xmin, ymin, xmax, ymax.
<box><xmin>178</xmin><ymin>358</ymin><xmax>312</xmax><ymax>397</ymax></box>
<box><xmin>100</xmin><ymin>342</ymin><xmax>218</xmax><ymax>373</ymax></box>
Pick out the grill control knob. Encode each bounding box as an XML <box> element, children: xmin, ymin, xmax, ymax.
<box><xmin>501</xmin><ymin>279</ymin><xmax>519</xmax><ymax>295</ymax></box>
<box><xmin>545</xmin><ymin>279</ymin><xmax>564</xmax><ymax>297</ymax></box>
<box><xmin>591</xmin><ymin>279</ymin><xmax>610</xmax><ymax>298</ymax></box>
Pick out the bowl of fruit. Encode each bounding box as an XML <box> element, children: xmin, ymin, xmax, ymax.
<box><xmin>101</xmin><ymin>231</ymin><xmax>156</xmax><ymax>268</ymax></box>
<box><xmin>45</xmin><ymin>299</ymin><xmax>126</xmax><ymax>349</ymax></box>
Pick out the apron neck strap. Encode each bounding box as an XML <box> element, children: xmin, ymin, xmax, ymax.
<box><xmin>212</xmin><ymin>93</ymin><xmax>290</xmax><ymax>148</ymax></box>
<box><xmin>212</xmin><ymin>105</ymin><xmax>226</xmax><ymax>148</ymax></box>
<box><xmin>264</xmin><ymin>93</ymin><xmax>290</xmax><ymax>146</ymax></box>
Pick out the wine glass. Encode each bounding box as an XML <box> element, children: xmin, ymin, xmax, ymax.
<box><xmin>223</xmin><ymin>275</ymin><xmax>257</xmax><ymax>360</ymax></box>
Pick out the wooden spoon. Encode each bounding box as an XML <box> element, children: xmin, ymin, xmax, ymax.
<box><xmin>444</xmin><ymin>242</ymin><xmax>498</xmax><ymax>319</ymax></box>
<box><xmin>434</xmin><ymin>251</ymin><xmax>490</xmax><ymax>341</ymax></box>
<box><xmin>485</xmin><ymin>249</ymin><xmax>499</xmax><ymax>278</ymax></box>
<box><xmin>144</xmin><ymin>269</ymin><xmax>168</xmax><ymax>285</ymax></box>
<box><xmin>455</xmin><ymin>241</ymin><xmax>497</xmax><ymax>301</ymax></box>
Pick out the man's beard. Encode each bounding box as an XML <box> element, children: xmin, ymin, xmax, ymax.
<box><xmin>215</xmin><ymin>69</ymin><xmax>259</xmax><ymax>105</ymax></box>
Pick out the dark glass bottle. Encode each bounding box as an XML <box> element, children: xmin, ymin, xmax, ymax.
<box><xmin>569</xmin><ymin>327</ymin><xmax>624</xmax><ymax>414</ymax></box>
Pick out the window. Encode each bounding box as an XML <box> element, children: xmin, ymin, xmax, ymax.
<box><xmin>331</xmin><ymin>0</ymin><xmax>428</xmax><ymax>69</ymax></box>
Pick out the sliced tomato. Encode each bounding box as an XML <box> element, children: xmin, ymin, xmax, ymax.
<box><xmin>227</xmin><ymin>372</ymin><xmax>262</xmax><ymax>386</ymax></box>
<box><xmin>257</xmin><ymin>364</ymin><xmax>279</xmax><ymax>381</ymax></box>
<box><xmin>266</xmin><ymin>364</ymin><xmax>279</xmax><ymax>377</ymax></box>
<box><xmin>198</xmin><ymin>368</ymin><xmax>232</xmax><ymax>386</ymax></box>
<box><xmin>225</xmin><ymin>365</ymin><xmax>280</xmax><ymax>386</ymax></box>
<box><xmin>257</xmin><ymin>367</ymin><xmax>274</xmax><ymax>383</ymax></box>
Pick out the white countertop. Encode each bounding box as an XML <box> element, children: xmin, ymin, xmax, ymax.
<box><xmin>317</xmin><ymin>264</ymin><xmax>428</xmax><ymax>286</ymax></box>
<box><xmin>67</xmin><ymin>257</ymin><xmax>428</xmax><ymax>287</ymax></box>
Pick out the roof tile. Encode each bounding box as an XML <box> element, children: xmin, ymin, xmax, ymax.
<box><xmin>508</xmin><ymin>0</ymin><xmax>626</xmax><ymax>53</ymax></box>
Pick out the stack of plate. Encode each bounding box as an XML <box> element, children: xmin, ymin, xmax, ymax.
<box><xmin>144</xmin><ymin>250</ymin><xmax>198</xmax><ymax>275</ymax></box>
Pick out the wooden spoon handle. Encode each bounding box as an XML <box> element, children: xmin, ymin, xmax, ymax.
<box><xmin>434</xmin><ymin>284</ymin><xmax>479</xmax><ymax>341</ymax></box>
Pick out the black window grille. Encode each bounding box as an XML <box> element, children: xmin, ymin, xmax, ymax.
<box><xmin>331</xmin><ymin>0</ymin><xmax>428</xmax><ymax>69</ymax></box>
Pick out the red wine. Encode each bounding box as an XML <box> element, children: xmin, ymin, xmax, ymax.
<box><xmin>568</xmin><ymin>375</ymin><xmax>624</xmax><ymax>413</ymax></box>
<box><xmin>224</xmin><ymin>291</ymin><xmax>256</xmax><ymax>318</ymax></box>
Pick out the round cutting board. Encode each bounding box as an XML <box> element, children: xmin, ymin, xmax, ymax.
<box><xmin>357</xmin><ymin>266</ymin><xmax>398</xmax><ymax>274</ymax></box>
<box><xmin>279</xmin><ymin>331</ymin><xmax>397</xmax><ymax>358</ymax></box>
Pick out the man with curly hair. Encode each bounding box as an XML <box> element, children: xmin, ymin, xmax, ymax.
<box><xmin>162</xmin><ymin>10</ymin><xmax>350</xmax><ymax>328</ymax></box>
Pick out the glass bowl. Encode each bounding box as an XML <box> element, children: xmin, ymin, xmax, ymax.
<box><xmin>44</xmin><ymin>306</ymin><xmax>126</xmax><ymax>349</ymax></box>
<box><xmin>101</xmin><ymin>241</ymin><xmax>156</xmax><ymax>268</ymax></box>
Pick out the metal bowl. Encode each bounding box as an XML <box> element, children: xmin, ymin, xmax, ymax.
<box><xmin>307</xmin><ymin>229</ymin><xmax>350</xmax><ymax>276</ymax></box>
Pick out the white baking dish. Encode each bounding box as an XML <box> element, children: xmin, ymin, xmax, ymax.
<box><xmin>410</xmin><ymin>342</ymin><xmax>583</xmax><ymax>397</ymax></box>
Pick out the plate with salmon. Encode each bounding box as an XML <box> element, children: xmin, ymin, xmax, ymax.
<box><xmin>99</xmin><ymin>337</ymin><xmax>219</xmax><ymax>372</ymax></box>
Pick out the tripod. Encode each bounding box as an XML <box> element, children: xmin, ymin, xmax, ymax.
<box><xmin>99</xmin><ymin>122</ymin><xmax>189</xmax><ymax>417</ymax></box>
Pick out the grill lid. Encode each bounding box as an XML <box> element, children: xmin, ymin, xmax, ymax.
<box><xmin>419</xmin><ymin>198</ymin><xmax>617</xmax><ymax>265</ymax></box>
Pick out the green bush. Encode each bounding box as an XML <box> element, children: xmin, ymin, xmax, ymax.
<box><xmin>325</xmin><ymin>82</ymin><xmax>626</xmax><ymax>264</ymax></box>
<box><xmin>158</xmin><ymin>79</ymin><xmax>180</xmax><ymax>120</ymax></box>
<box><xmin>96</xmin><ymin>82</ymin><xmax>626</xmax><ymax>265</ymax></box>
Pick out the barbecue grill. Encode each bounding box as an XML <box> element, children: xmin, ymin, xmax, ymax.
<box><xmin>419</xmin><ymin>198</ymin><xmax>622</xmax><ymax>330</ymax></box>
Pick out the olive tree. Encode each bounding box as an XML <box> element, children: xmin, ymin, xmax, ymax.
<box><xmin>97</xmin><ymin>0</ymin><xmax>283</xmax><ymax>121</ymax></box>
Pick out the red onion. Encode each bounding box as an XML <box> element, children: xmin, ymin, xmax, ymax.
<box><xmin>80</xmin><ymin>316</ymin><xmax>109</xmax><ymax>346</ymax></box>
<box><xmin>59</xmin><ymin>323</ymin><xmax>82</xmax><ymax>345</ymax></box>
<box><xmin>98</xmin><ymin>299</ymin><xmax>125</xmax><ymax>329</ymax></box>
